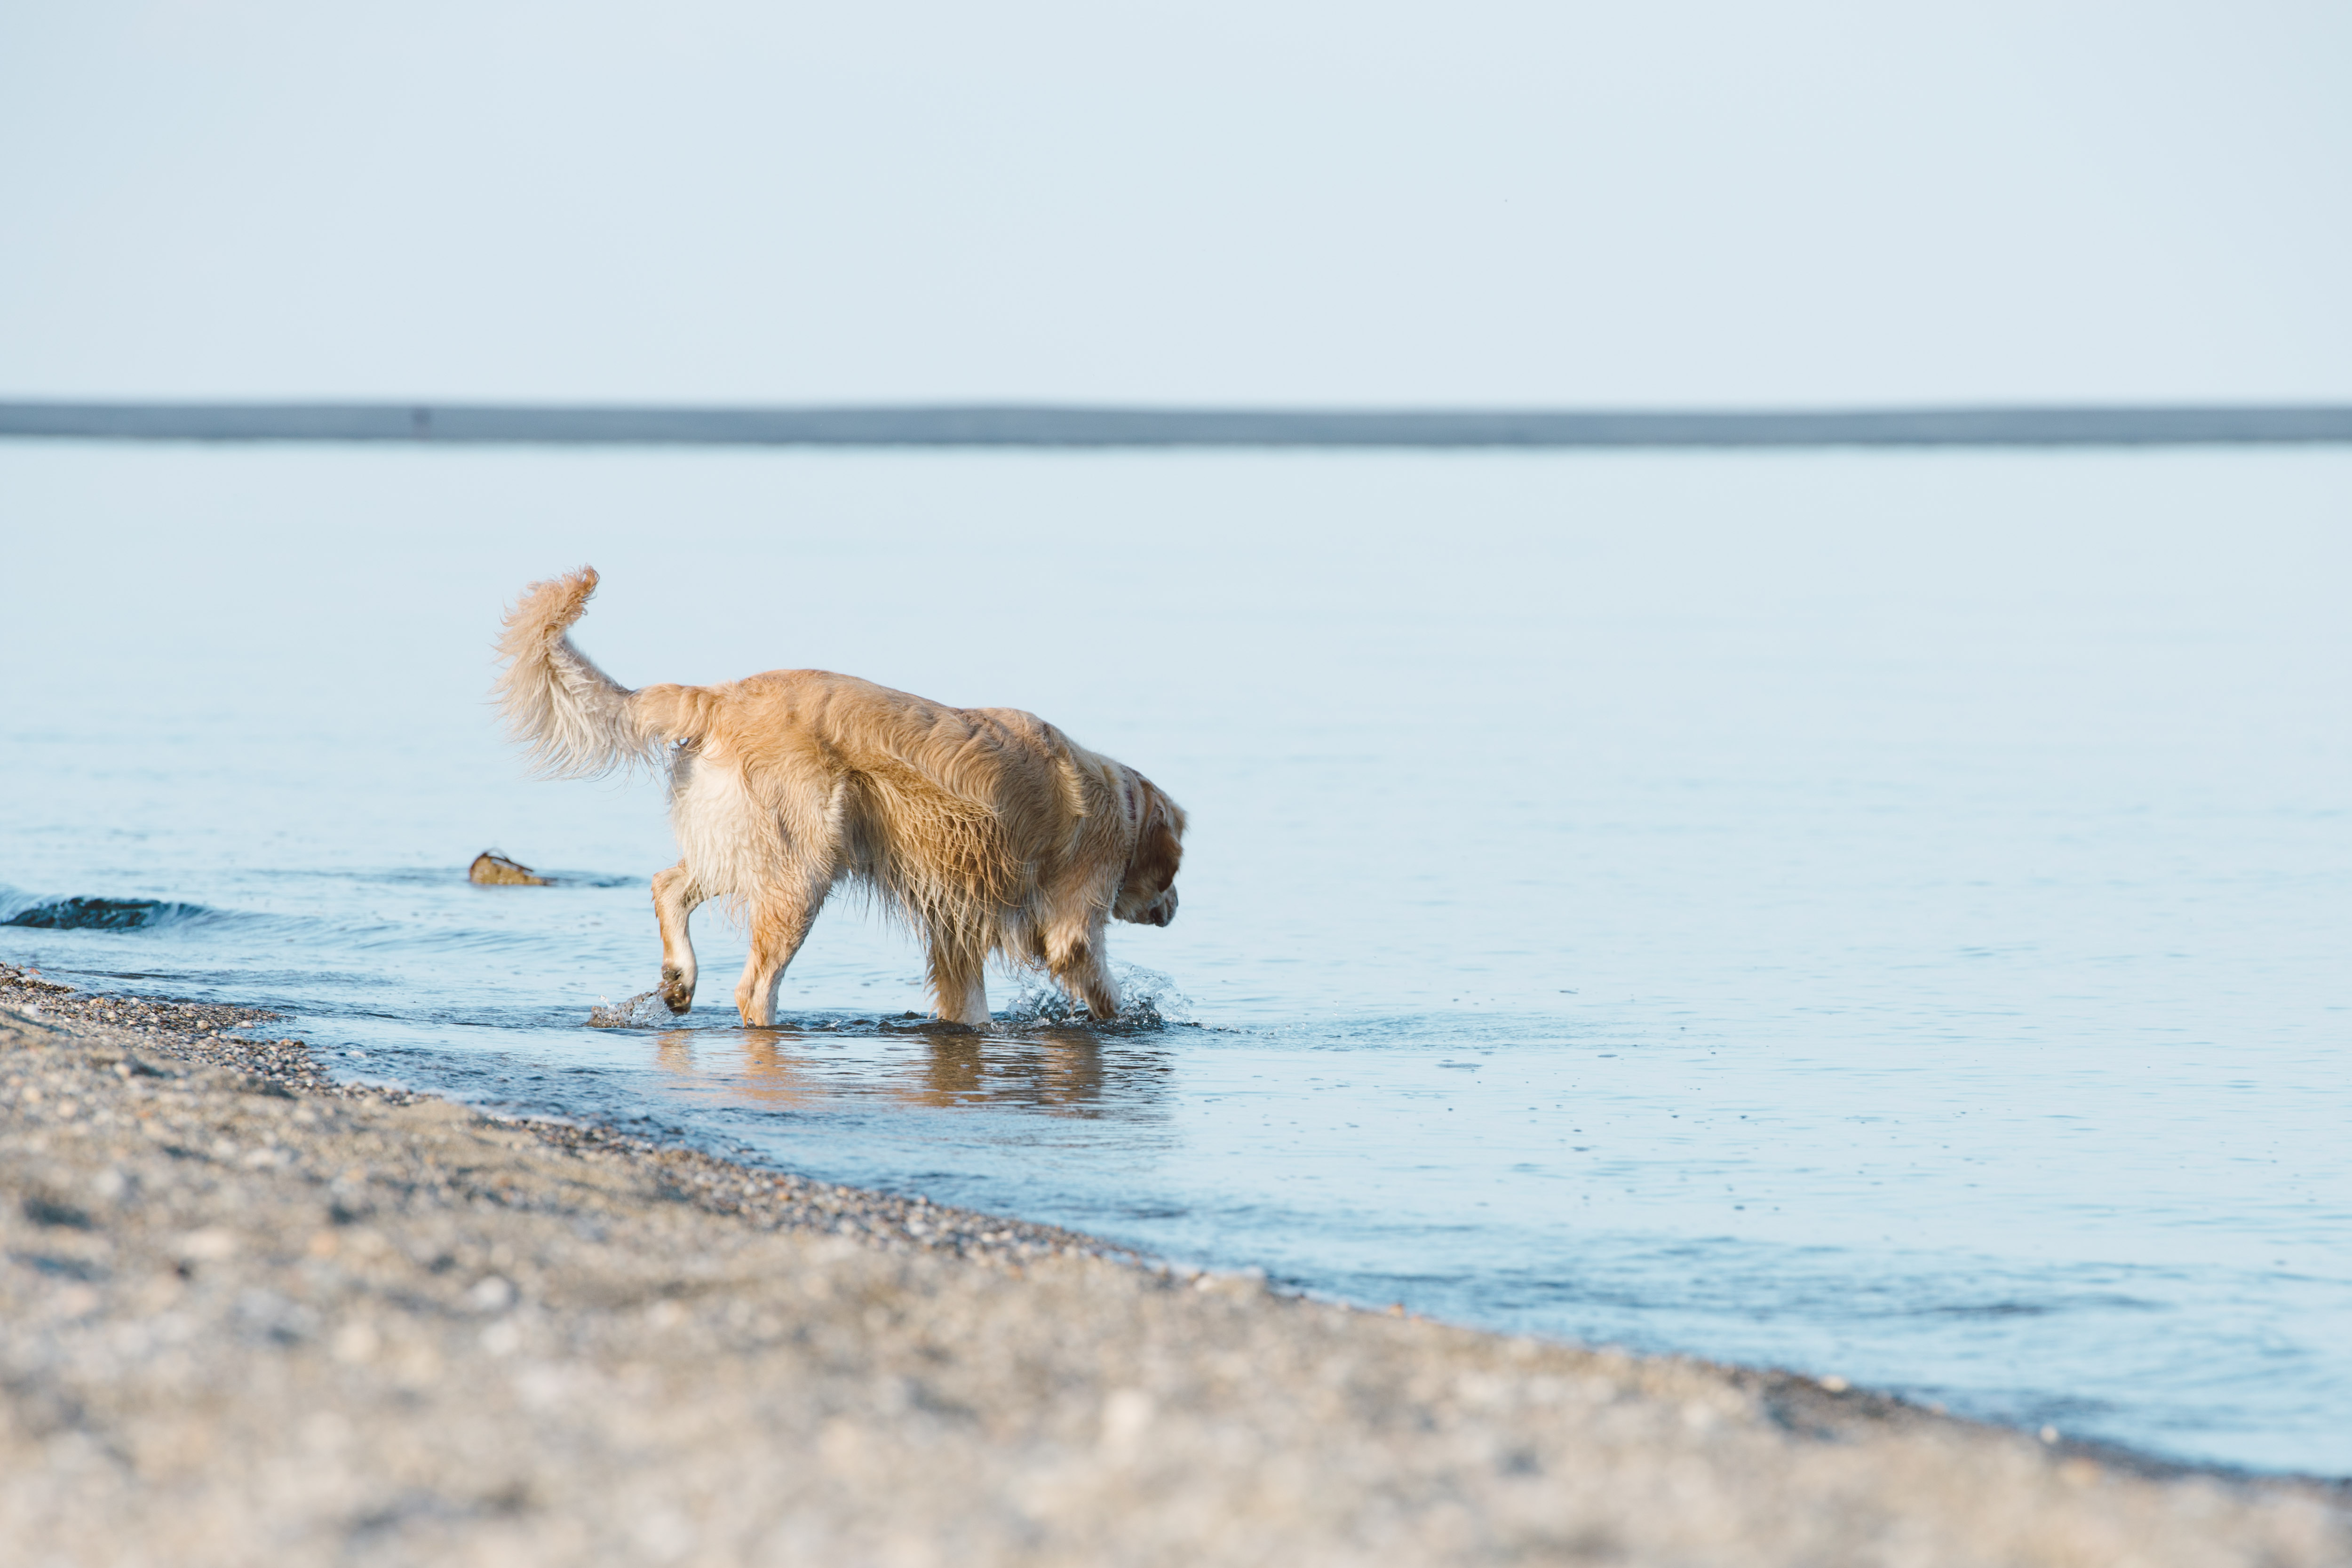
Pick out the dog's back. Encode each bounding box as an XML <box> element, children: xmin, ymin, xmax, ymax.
<box><xmin>670</xmin><ymin>668</ymin><xmax>1120</xmax><ymax>920</ymax></box>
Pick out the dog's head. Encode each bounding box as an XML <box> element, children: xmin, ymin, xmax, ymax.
<box><xmin>1112</xmin><ymin>771</ymin><xmax>1186</xmax><ymax>928</ymax></box>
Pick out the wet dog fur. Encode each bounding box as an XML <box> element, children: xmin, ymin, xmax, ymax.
<box><xmin>493</xmin><ymin>567</ymin><xmax>1184</xmax><ymax>1028</ymax></box>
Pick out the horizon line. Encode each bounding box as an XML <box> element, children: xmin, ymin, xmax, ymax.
<box><xmin>4</xmin><ymin>398</ymin><xmax>2350</xmax><ymax>448</ymax></box>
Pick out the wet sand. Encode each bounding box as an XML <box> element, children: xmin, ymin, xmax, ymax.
<box><xmin>3</xmin><ymin>962</ymin><xmax>2344</xmax><ymax>1566</ymax></box>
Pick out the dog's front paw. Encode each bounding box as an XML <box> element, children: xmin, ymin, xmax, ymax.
<box><xmin>659</xmin><ymin>965</ymin><xmax>695</xmax><ymax>1014</ymax></box>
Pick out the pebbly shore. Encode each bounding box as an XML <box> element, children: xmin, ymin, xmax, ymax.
<box><xmin>2</xmin><ymin>960</ymin><xmax>2345</xmax><ymax>1567</ymax></box>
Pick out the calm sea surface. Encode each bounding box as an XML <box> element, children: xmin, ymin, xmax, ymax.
<box><xmin>4</xmin><ymin>443</ymin><xmax>2346</xmax><ymax>1473</ymax></box>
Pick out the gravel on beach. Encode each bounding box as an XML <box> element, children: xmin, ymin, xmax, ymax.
<box><xmin>2</xmin><ymin>961</ymin><xmax>2345</xmax><ymax>1567</ymax></box>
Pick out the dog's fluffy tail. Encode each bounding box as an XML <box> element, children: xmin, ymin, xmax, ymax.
<box><xmin>494</xmin><ymin>566</ymin><xmax>691</xmax><ymax>778</ymax></box>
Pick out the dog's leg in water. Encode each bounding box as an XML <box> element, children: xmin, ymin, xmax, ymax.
<box><xmin>1047</xmin><ymin>922</ymin><xmax>1121</xmax><ymax>1021</ymax></box>
<box><xmin>925</xmin><ymin>941</ymin><xmax>992</xmax><ymax>1030</ymax></box>
<box><xmin>651</xmin><ymin>863</ymin><xmax>706</xmax><ymax>1014</ymax></box>
<box><xmin>734</xmin><ymin>880</ymin><xmax>825</xmax><ymax>1028</ymax></box>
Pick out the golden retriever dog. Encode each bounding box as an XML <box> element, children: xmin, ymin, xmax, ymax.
<box><xmin>494</xmin><ymin>567</ymin><xmax>1185</xmax><ymax>1028</ymax></box>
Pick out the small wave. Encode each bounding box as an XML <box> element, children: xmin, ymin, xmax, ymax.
<box><xmin>998</xmin><ymin>962</ymin><xmax>1196</xmax><ymax>1030</ymax></box>
<box><xmin>0</xmin><ymin>894</ymin><xmax>215</xmax><ymax>932</ymax></box>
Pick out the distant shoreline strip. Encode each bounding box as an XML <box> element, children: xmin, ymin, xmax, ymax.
<box><xmin>4</xmin><ymin>401</ymin><xmax>2350</xmax><ymax>448</ymax></box>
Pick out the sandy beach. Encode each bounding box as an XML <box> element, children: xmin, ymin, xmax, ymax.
<box><xmin>2</xmin><ymin>961</ymin><xmax>2344</xmax><ymax>1568</ymax></box>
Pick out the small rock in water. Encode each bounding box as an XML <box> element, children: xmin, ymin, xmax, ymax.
<box><xmin>469</xmin><ymin>851</ymin><xmax>550</xmax><ymax>886</ymax></box>
<box><xmin>588</xmin><ymin>992</ymin><xmax>669</xmax><ymax>1029</ymax></box>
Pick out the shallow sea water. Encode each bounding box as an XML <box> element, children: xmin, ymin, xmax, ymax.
<box><xmin>3</xmin><ymin>442</ymin><xmax>2347</xmax><ymax>1472</ymax></box>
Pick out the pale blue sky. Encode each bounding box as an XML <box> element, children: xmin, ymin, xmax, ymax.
<box><xmin>3</xmin><ymin>1</ymin><xmax>2346</xmax><ymax>405</ymax></box>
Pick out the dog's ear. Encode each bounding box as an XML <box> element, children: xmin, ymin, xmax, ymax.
<box><xmin>1122</xmin><ymin>775</ymin><xmax>1185</xmax><ymax>903</ymax></box>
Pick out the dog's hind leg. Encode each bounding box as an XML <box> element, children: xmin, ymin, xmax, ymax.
<box><xmin>925</xmin><ymin>936</ymin><xmax>992</xmax><ymax>1030</ymax></box>
<box><xmin>652</xmin><ymin>862</ymin><xmax>706</xmax><ymax>1014</ymax></box>
<box><xmin>734</xmin><ymin>870</ymin><xmax>829</xmax><ymax>1028</ymax></box>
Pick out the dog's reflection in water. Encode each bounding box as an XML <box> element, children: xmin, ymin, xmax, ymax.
<box><xmin>651</xmin><ymin>1024</ymin><xmax>1164</xmax><ymax>1119</ymax></box>
<box><xmin>653</xmin><ymin>1029</ymin><xmax>820</xmax><ymax>1107</ymax></box>
<box><xmin>905</xmin><ymin>1029</ymin><xmax>1106</xmax><ymax>1110</ymax></box>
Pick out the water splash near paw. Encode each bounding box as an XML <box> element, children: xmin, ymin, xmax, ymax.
<box><xmin>997</xmin><ymin>963</ymin><xmax>1195</xmax><ymax>1030</ymax></box>
<box><xmin>588</xmin><ymin>992</ymin><xmax>670</xmax><ymax>1028</ymax></box>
